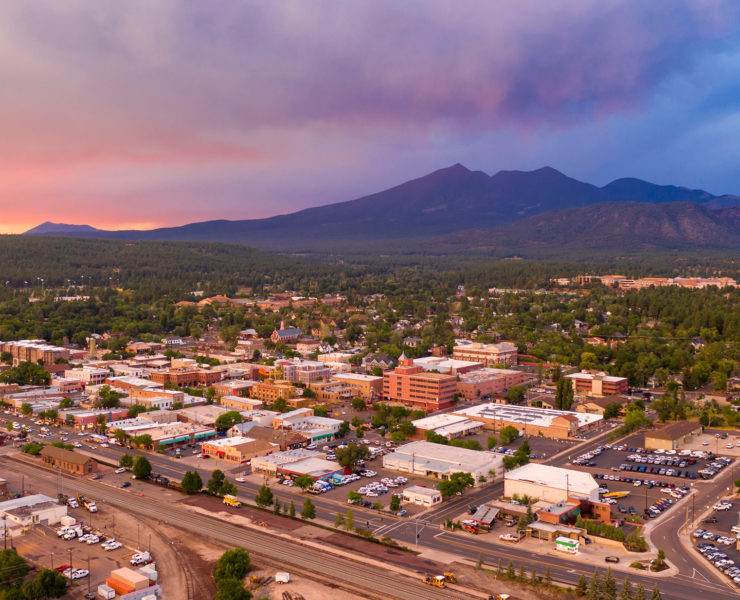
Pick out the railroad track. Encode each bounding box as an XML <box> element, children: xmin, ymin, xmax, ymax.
<box><xmin>4</xmin><ymin>457</ymin><xmax>479</xmax><ymax>600</ymax></box>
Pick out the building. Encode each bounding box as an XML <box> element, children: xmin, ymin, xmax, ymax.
<box><xmin>411</xmin><ymin>413</ymin><xmax>484</xmax><ymax>440</ymax></box>
<box><xmin>251</xmin><ymin>448</ymin><xmax>325</xmax><ymax>476</ymax></box>
<box><xmin>64</xmin><ymin>367</ymin><xmax>110</xmax><ymax>385</ymax></box>
<box><xmin>383</xmin><ymin>355</ymin><xmax>457</xmax><ymax>411</ymax></box>
<box><xmin>270</xmin><ymin>327</ymin><xmax>302</xmax><ymax>344</ymax></box>
<box><xmin>450</xmin><ymin>402</ymin><xmax>602</xmax><ymax>439</ymax></box>
<box><xmin>330</xmin><ymin>373</ymin><xmax>383</xmax><ymax>400</ymax></box>
<box><xmin>251</xmin><ymin>380</ymin><xmax>296</xmax><ymax>403</ymax></box>
<box><xmin>150</xmin><ymin>367</ymin><xmax>222</xmax><ymax>387</ymax></box>
<box><xmin>307</xmin><ymin>380</ymin><xmax>357</xmax><ymax>404</ymax></box>
<box><xmin>575</xmin><ymin>394</ymin><xmax>632</xmax><ymax>416</ymax></box>
<box><xmin>362</xmin><ymin>353</ymin><xmax>397</xmax><ymax>373</ymax></box>
<box><xmin>211</xmin><ymin>380</ymin><xmax>256</xmax><ymax>399</ymax></box>
<box><xmin>227</xmin><ymin>423</ymin><xmax>309</xmax><ymax>450</ymax></box>
<box><xmin>0</xmin><ymin>494</ymin><xmax>67</xmax><ymax>527</ymax></box>
<box><xmin>220</xmin><ymin>395</ymin><xmax>263</xmax><ymax>411</ymax></box>
<box><xmin>0</xmin><ymin>340</ymin><xmax>70</xmax><ymax>369</ymax></box>
<box><xmin>383</xmin><ymin>440</ymin><xmax>503</xmax><ymax>484</ymax></box>
<box><xmin>564</xmin><ymin>372</ymin><xmax>628</xmax><ymax>396</ymax></box>
<box><xmin>201</xmin><ymin>436</ymin><xmax>278</xmax><ymax>463</ymax></box>
<box><xmin>112</xmin><ymin>421</ymin><xmax>217</xmax><ymax>449</ymax></box>
<box><xmin>402</xmin><ymin>485</ymin><xmax>442</xmax><ymax>507</ymax></box>
<box><xmin>644</xmin><ymin>422</ymin><xmax>703</xmax><ymax>451</ymax></box>
<box><xmin>175</xmin><ymin>405</ymin><xmax>230</xmax><ymax>427</ymax></box>
<box><xmin>452</xmin><ymin>342</ymin><xmax>518</xmax><ymax>367</ymax></box>
<box><xmin>457</xmin><ymin>368</ymin><xmax>526</xmax><ymax>400</ymax></box>
<box><xmin>57</xmin><ymin>408</ymin><xmax>130</xmax><ymax>430</ymax></box>
<box><xmin>504</xmin><ymin>464</ymin><xmax>599</xmax><ymax>503</ymax></box>
<box><xmin>412</xmin><ymin>356</ymin><xmax>483</xmax><ymax>375</ymax></box>
<box><xmin>278</xmin><ymin>359</ymin><xmax>333</xmax><ymax>384</ymax></box>
<box><xmin>275</xmin><ymin>409</ymin><xmax>342</xmax><ymax>442</ymax></box>
<box><xmin>40</xmin><ymin>446</ymin><xmax>96</xmax><ymax>475</ymax></box>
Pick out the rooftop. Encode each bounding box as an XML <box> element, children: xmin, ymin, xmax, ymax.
<box><xmin>390</xmin><ymin>441</ymin><xmax>500</xmax><ymax>470</ymax></box>
<box><xmin>203</xmin><ymin>436</ymin><xmax>257</xmax><ymax>448</ymax></box>
<box><xmin>403</xmin><ymin>485</ymin><xmax>440</xmax><ymax>497</ymax></box>
<box><xmin>646</xmin><ymin>421</ymin><xmax>703</xmax><ymax>440</ymax></box>
<box><xmin>451</xmin><ymin>402</ymin><xmax>602</xmax><ymax>428</ymax></box>
<box><xmin>505</xmin><ymin>463</ymin><xmax>597</xmax><ymax>496</ymax></box>
<box><xmin>564</xmin><ymin>372</ymin><xmax>628</xmax><ymax>383</ymax></box>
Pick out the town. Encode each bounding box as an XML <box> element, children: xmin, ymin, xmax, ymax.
<box><xmin>0</xmin><ymin>279</ymin><xmax>737</xmax><ymax>600</ymax></box>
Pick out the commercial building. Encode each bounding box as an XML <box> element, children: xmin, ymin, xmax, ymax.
<box><xmin>644</xmin><ymin>421</ymin><xmax>703</xmax><ymax>451</ymax></box>
<box><xmin>402</xmin><ymin>485</ymin><xmax>442</xmax><ymax>507</ymax></box>
<box><xmin>251</xmin><ymin>448</ymin><xmax>342</xmax><ymax>480</ymax></box>
<box><xmin>40</xmin><ymin>446</ymin><xmax>96</xmax><ymax>475</ymax></box>
<box><xmin>149</xmin><ymin>367</ymin><xmax>222</xmax><ymax>387</ymax></box>
<box><xmin>330</xmin><ymin>373</ymin><xmax>383</xmax><ymax>400</ymax></box>
<box><xmin>382</xmin><ymin>356</ymin><xmax>457</xmax><ymax>411</ymax></box>
<box><xmin>275</xmin><ymin>409</ymin><xmax>342</xmax><ymax>442</ymax></box>
<box><xmin>175</xmin><ymin>405</ymin><xmax>230</xmax><ymax>427</ymax></box>
<box><xmin>504</xmin><ymin>464</ymin><xmax>599</xmax><ymax>503</ymax></box>
<box><xmin>411</xmin><ymin>413</ymin><xmax>484</xmax><ymax>440</ymax></box>
<box><xmin>564</xmin><ymin>372</ymin><xmax>628</xmax><ymax>396</ymax></box>
<box><xmin>575</xmin><ymin>394</ymin><xmax>632</xmax><ymax>416</ymax></box>
<box><xmin>64</xmin><ymin>367</ymin><xmax>110</xmax><ymax>385</ymax></box>
<box><xmin>457</xmin><ymin>368</ymin><xmax>527</xmax><ymax>400</ymax></box>
<box><xmin>278</xmin><ymin>359</ymin><xmax>333</xmax><ymax>384</ymax></box>
<box><xmin>111</xmin><ymin>420</ymin><xmax>217</xmax><ymax>449</ymax></box>
<box><xmin>0</xmin><ymin>494</ymin><xmax>67</xmax><ymax>527</ymax></box>
<box><xmin>307</xmin><ymin>380</ymin><xmax>357</xmax><ymax>404</ymax></box>
<box><xmin>251</xmin><ymin>380</ymin><xmax>296</xmax><ymax>403</ymax></box>
<box><xmin>211</xmin><ymin>380</ymin><xmax>256</xmax><ymax>398</ymax></box>
<box><xmin>0</xmin><ymin>340</ymin><xmax>70</xmax><ymax>368</ymax></box>
<box><xmin>227</xmin><ymin>423</ymin><xmax>309</xmax><ymax>450</ymax></box>
<box><xmin>450</xmin><ymin>402</ymin><xmax>602</xmax><ymax>439</ymax></box>
<box><xmin>201</xmin><ymin>436</ymin><xmax>278</xmax><ymax>463</ymax></box>
<box><xmin>452</xmin><ymin>342</ymin><xmax>518</xmax><ymax>367</ymax></box>
<box><xmin>383</xmin><ymin>440</ymin><xmax>503</xmax><ymax>484</ymax></box>
<box><xmin>57</xmin><ymin>408</ymin><xmax>130</xmax><ymax>430</ymax></box>
<box><xmin>412</xmin><ymin>357</ymin><xmax>483</xmax><ymax>375</ymax></box>
<box><xmin>220</xmin><ymin>395</ymin><xmax>263</xmax><ymax>411</ymax></box>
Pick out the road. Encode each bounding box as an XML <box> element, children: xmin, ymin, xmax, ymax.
<box><xmin>5</xmin><ymin>413</ymin><xmax>739</xmax><ymax>599</ymax></box>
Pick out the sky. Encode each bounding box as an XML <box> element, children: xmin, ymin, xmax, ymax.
<box><xmin>3</xmin><ymin>0</ymin><xmax>740</xmax><ymax>233</ymax></box>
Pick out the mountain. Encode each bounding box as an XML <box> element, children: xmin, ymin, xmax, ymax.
<box><xmin>435</xmin><ymin>202</ymin><xmax>740</xmax><ymax>255</ymax></box>
<box><xmin>24</xmin><ymin>222</ymin><xmax>100</xmax><ymax>235</ymax></box>
<box><xmin>22</xmin><ymin>164</ymin><xmax>740</xmax><ymax>253</ymax></box>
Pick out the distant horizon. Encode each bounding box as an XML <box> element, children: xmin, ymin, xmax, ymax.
<box><xmin>4</xmin><ymin>3</ymin><xmax>740</xmax><ymax>233</ymax></box>
<box><xmin>13</xmin><ymin>162</ymin><xmax>739</xmax><ymax>235</ymax></box>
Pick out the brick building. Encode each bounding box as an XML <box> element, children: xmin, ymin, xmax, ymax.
<box><xmin>40</xmin><ymin>446</ymin><xmax>96</xmax><ymax>475</ymax></box>
<box><xmin>382</xmin><ymin>355</ymin><xmax>457</xmax><ymax>411</ymax></box>
<box><xmin>564</xmin><ymin>372</ymin><xmax>628</xmax><ymax>396</ymax></box>
<box><xmin>452</xmin><ymin>342</ymin><xmax>518</xmax><ymax>367</ymax></box>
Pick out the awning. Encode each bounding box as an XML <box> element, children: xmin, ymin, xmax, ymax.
<box><xmin>194</xmin><ymin>432</ymin><xmax>215</xmax><ymax>439</ymax></box>
<box><xmin>159</xmin><ymin>435</ymin><xmax>191</xmax><ymax>445</ymax></box>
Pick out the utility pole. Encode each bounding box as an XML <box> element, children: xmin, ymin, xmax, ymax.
<box><xmin>69</xmin><ymin>548</ymin><xmax>72</xmax><ymax>572</ymax></box>
<box><xmin>87</xmin><ymin>556</ymin><xmax>91</xmax><ymax>595</ymax></box>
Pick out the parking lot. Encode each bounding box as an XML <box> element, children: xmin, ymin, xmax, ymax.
<box><xmin>692</xmin><ymin>497</ymin><xmax>740</xmax><ymax>589</ymax></box>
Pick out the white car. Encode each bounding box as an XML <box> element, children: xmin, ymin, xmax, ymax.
<box><xmin>86</xmin><ymin>535</ymin><xmax>100</xmax><ymax>545</ymax></box>
<box><xmin>235</xmin><ymin>477</ymin><xmax>247</xmax><ymax>483</ymax></box>
<box><xmin>103</xmin><ymin>540</ymin><xmax>122</xmax><ymax>551</ymax></box>
<box><xmin>71</xmin><ymin>569</ymin><xmax>89</xmax><ymax>579</ymax></box>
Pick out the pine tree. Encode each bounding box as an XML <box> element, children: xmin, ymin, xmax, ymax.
<box><xmin>496</xmin><ymin>558</ymin><xmax>503</xmax><ymax>577</ymax></box>
<box><xmin>529</xmin><ymin>567</ymin><xmax>537</xmax><ymax>585</ymax></box>
<box><xmin>476</xmin><ymin>552</ymin><xmax>483</xmax><ymax>569</ymax></box>
<box><xmin>575</xmin><ymin>574</ymin><xmax>588</xmax><ymax>596</ymax></box>
<box><xmin>289</xmin><ymin>500</ymin><xmax>295</xmax><ymax>518</ymax></box>
<box><xmin>517</xmin><ymin>564</ymin><xmax>525</xmax><ymax>581</ymax></box>
<box><xmin>544</xmin><ymin>566</ymin><xmax>552</xmax><ymax>587</ymax></box>
<box><xmin>603</xmin><ymin>567</ymin><xmax>617</xmax><ymax>600</ymax></box>
<box><xmin>344</xmin><ymin>509</ymin><xmax>354</xmax><ymax>530</ymax></box>
<box><xmin>650</xmin><ymin>585</ymin><xmax>662</xmax><ymax>600</ymax></box>
<box><xmin>301</xmin><ymin>498</ymin><xmax>316</xmax><ymax>520</ymax></box>
<box><xmin>506</xmin><ymin>560</ymin><xmax>515</xmax><ymax>580</ymax></box>
<box><xmin>634</xmin><ymin>583</ymin><xmax>646</xmax><ymax>600</ymax></box>
<box><xmin>334</xmin><ymin>512</ymin><xmax>345</xmax><ymax>528</ymax></box>
<box><xmin>587</xmin><ymin>571</ymin><xmax>602</xmax><ymax>600</ymax></box>
<box><xmin>619</xmin><ymin>576</ymin><xmax>634</xmax><ymax>600</ymax></box>
<box><xmin>273</xmin><ymin>498</ymin><xmax>281</xmax><ymax>514</ymax></box>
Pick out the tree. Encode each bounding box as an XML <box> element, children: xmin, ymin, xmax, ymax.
<box><xmin>344</xmin><ymin>508</ymin><xmax>354</xmax><ymax>530</ymax></box>
<box><xmin>289</xmin><ymin>500</ymin><xmax>296</xmax><ymax>518</ymax></box>
<box><xmin>119</xmin><ymin>453</ymin><xmax>133</xmax><ymax>468</ymax></box>
<box><xmin>181</xmin><ymin>470</ymin><xmax>203</xmax><ymax>493</ymax></box>
<box><xmin>0</xmin><ymin>549</ymin><xmax>29</xmax><ymax>588</ymax></box>
<box><xmin>580</xmin><ymin>352</ymin><xmax>598</xmax><ymax>370</ymax></box>
<box><xmin>347</xmin><ymin>490</ymin><xmax>362</xmax><ymax>504</ymax></box>
<box><xmin>506</xmin><ymin>560</ymin><xmax>515</xmax><ymax>579</ymax></box>
<box><xmin>255</xmin><ymin>485</ymin><xmax>274</xmax><ymax>508</ymax></box>
<box><xmin>207</xmin><ymin>469</ymin><xmax>227</xmax><ymax>495</ymax></box>
<box><xmin>214</xmin><ymin>578</ymin><xmax>252</xmax><ymax>600</ymax></box>
<box><xmin>587</xmin><ymin>571</ymin><xmax>602</xmax><ymax>600</ymax></box>
<box><xmin>132</xmin><ymin>455</ymin><xmax>151</xmax><ymax>479</ymax></box>
<box><xmin>59</xmin><ymin>397</ymin><xmax>73</xmax><ymax>409</ymax></box>
<box><xmin>21</xmin><ymin>568</ymin><xmax>68</xmax><ymax>599</ymax></box>
<box><xmin>96</xmin><ymin>385</ymin><xmax>124</xmax><ymax>409</ymax></box>
<box><xmin>389</xmin><ymin>494</ymin><xmax>401</xmax><ymax>511</ymax></box>
<box><xmin>20</xmin><ymin>403</ymin><xmax>32</xmax><ymax>416</ymax></box>
<box><xmin>97</xmin><ymin>414</ymin><xmax>108</xmax><ymax>435</ymax></box>
<box><xmin>351</xmin><ymin>397</ymin><xmax>366</xmax><ymax>411</ymax></box>
<box><xmin>214</xmin><ymin>411</ymin><xmax>243</xmax><ymax>431</ymax></box>
<box><xmin>336</xmin><ymin>420</ymin><xmax>350</xmax><ymax>438</ymax></box>
<box><xmin>293</xmin><ymin>474</ymin><xmax>314</xmax><ymax>491</ymax></box>
<box><xmin>206</xmin><ymin>386</ymin><xmax>217</xmax><ymax>404</ymax></box>
<box><xmin>0</xmin><ymin>361</ymin><xmax>50</xmax><ymax>386</ymax></box>
<box><xmin>334</xmin><ymin>512</ymin><xmax>345</xmax><ymax>528</ymax></box>
<box><xmin>619</xmin><ymin>576</ymin><xmax>634</xmax><ymax>600</ymax></box>
<box><xmin>555</xmin><ymin>378</ymin><xmax>574</xmax><ymax>411</ymax></box>
<box><xmin>214</xmin><ymin>547</ymin><xmax>251</xmax><ymax>581</ymax></box>
<box><xmin>390</xmin><ymin>431</ymin><xmax>405</xmax><ymax>443</ymax></box>
<box><xmin>575</xmin><ymin>574</ymin><xmax>588</xmax><ymax>596</ymax></box>
<box><xmin>335</xmin><ymin>442</ymin><xmax>370</xmax><ymax>469</ymax></box>
<box><xmin>506</xmin><ymin>386</ymin><xmax>525</xmax><ymax>405</ymax></box>
<box><xmin>603</xmin><ymin>402</ymin><xmax>621</xmax><ymax>419</ymax></box>
<box><xmin>634</xmin><ymin>583</ymin><xmax>646</xmax><ymax>600</ymax></box>
<box><xmin>301</xmin><ymin>498</ymin><xmax>316</xmax><ymax>520</ymax></box>
<box><xmin>499</xmin><ymin>425</ymin><xmax>519</xmax><ymax>445</ymax></box>
<box><xmin>603</xmin><ymin>567</ymin><xmax>617</xmax><ymax>600</ymax></box>
<box><xmin>114</xmin><ymin>429</ymin><xmax>128</xmax><ymax>444</ymax></box>
<box><xmin>487</xmin><ymin>436</ymin><xmax>498</xmax><ymax>450</ymax></box>
<box><xmin>650</xmin><ymin>585</ymin><xmax>662</xmax><ymax>600</ymax></box>
<box><xmin>544</xmin><ymin>566</ymin><xmax>551</xmax><ymax>587</ymax></box>
<box><xmin>127</xmin><ymin>404</ymin><xmax>147</xmax><ymax>418</ymax></box>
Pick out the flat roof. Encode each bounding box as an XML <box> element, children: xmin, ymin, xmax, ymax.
<box><xmin>412</xmin><ymin>414</ymin><xmax>469</xmax><ymax>430</ymax></box>
<box><xmin>332</xmin><ymin>373</ymin><xmax>382</xmax><ymax>382</ymax></box>
<box><xmin>645</xmin><ymin>421</ymin><xmax>703</xmax><ymax>440</ymax></box>
<box><xmin>403</xmin><ymin>485</ymin><xmax>441</xmax><ymax>497</ymax></box>
<box><xmin>452</xmin><ymin>402</ymin><xmax>602</xmax><ymax>428</ymax></box>
<box><xmin>505</xmin><ymin>463</ymin><xmax>597</xmax><ymax>496</ymax></box>
<box><xmin>0</xmin><ymin>494</ymin><xmax>57</xmax><ymax>512</ymax></box>
<box><xmin>565</xmin><ymin>372</ymin><xmax>627</xmax><ymax>383</ymax></box>
<box><xmin>413</xmin><ymin>357</ymin><xmax>483</xmax><ymax>373</ymax></box>
<box><xmin>281</xmin><ymin>457</ymin><xmax>341</xmax><ymax>476</ymax></box>
<box><xmin>203</xmin><ymin>436</ymin><xmax>256</xmax><ymax>448</ymax></box>
<box><xmin>389</xmin><ymin>441</ymin><xmax>501</xmax><ymax>470</ymax></box>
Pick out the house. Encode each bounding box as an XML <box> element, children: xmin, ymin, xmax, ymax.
<box><xmin>227</xmin><ymin>422</ymin><xmax>309</xmax><ymax>450</ymax></box>
<box><xmin>575</xmin><ymin>395</ymin><xmax>632</xmax><ymax>416</ymax></box>
<box><xmin>163</xmin><ymin>337</ymin><xmax>185</xmax><ymax>347</ymax></box>
<box><xmin>40</xmin><ymin>446</ymin><xmax>96</xmax><ymax>475</ymax></box>
<box><xmin>362</xmin><ymin>353</ymin><xmax>397</xmax><ymax>373</ymax></box>
<box><xmin>644</xmin><ymin>421</ymin><xmax>703</xmax><ymax>451</ymax></box>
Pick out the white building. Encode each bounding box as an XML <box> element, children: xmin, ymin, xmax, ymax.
<box><xmin>64</xmin><ymin>367</ymin><xmax>110</xmax><ymax>385</ymax></box>
<box><xmin>411</xmin><ymin>413</ymin><xmax>484</xmax><ymax>439</ymax></box>
<box><xmin>402</xmin><ymin>485</ymin><xmax>442</xmax><ymax>507</ymax></box>
<box><xmin>383</xmin><ymin>441</ymin><xmax>503</xmax><ymax>484</ymax></box>
<box><xmin>0</xmin><ymin>494</ymin><xmax>67</xmax><ymax>527</ymax></box>
<box><xmin>504</xmin><ymin>463</ymin><xmax>598</xmax><ymax>503</ymax></box>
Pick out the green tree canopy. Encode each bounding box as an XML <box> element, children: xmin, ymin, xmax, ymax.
<box><xmin>181</xmin><ymin>470</ymin><xmax>203</xmax><ymax>494</ymax></box>
<box><xmin>335</xmin><ymin>442</ymin><xmax>370</xmax><ymax>469</ymax></box>
<box><xmin>214</xmin><ymin>411</ymin><xmax>243</xmax><ymax>431</ymax></box>
<box><xmin>255</xmin><ymin>485</ymin><xmax>274</xmax><ymax>508</ymax></box>
<box><xmin>132</xmin><ymin>455</ymin><xmax>152</xmax><ymax>479</ymax></box>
